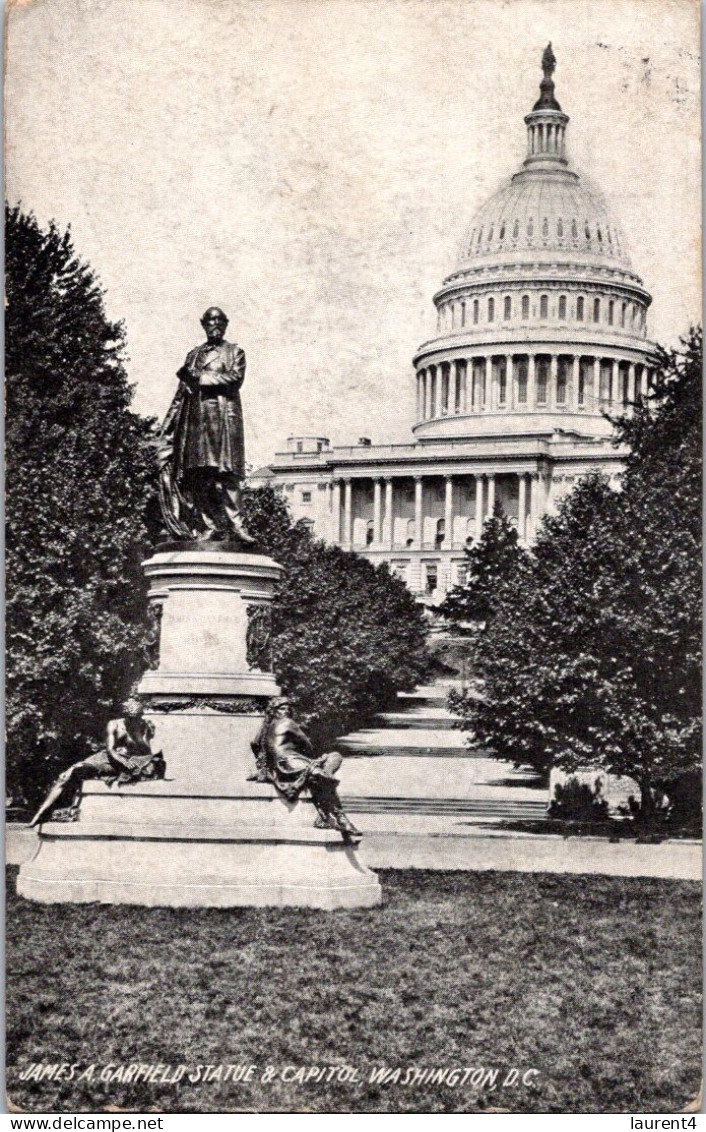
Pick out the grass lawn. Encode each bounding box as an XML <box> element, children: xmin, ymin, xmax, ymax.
<box><xmin>6</xmin><ymin>866</ymin><xmax>701</xmax><ymax>1114</ymax></box>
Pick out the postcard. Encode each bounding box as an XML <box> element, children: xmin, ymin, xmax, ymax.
<box><xmin>5</xmin><ymin>0</ymin><xmax>701</xmax><ymax>1116</ymax></box>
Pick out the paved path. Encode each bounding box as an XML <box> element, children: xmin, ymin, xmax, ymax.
<box><xmin>337</xmin><ymin>679</ymin><xmax>701</xmax><ymax>880</ymax></box>
<box><xmin>357</xmin><ymin>832</ymin><xmax>701</xmax><ymax>880</ymax></box>
<box><xmin>338</xmin><ymin>681</ymin><xmax>549</xmax><ymax>825</ymax></box>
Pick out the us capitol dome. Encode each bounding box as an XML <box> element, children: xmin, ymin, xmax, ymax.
<box><xmin>254</xmin><ymin>46</ymin><xmax>657</xmax><ymax>603</ymax></box>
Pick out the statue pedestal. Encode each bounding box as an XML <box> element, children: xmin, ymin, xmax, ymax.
<box><xmin>18</xmin><ymin>550</ymin><xmax>382</xmax><ymax>909</ymax></box>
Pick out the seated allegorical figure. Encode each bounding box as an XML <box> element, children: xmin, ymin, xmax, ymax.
<box><xmin>249</xmin><ymin>697</ymin><xmax>362</xmax><ymax>845</ymax></box>
<box><xmin>29</xmin><ymin>698</ymin><xmax>166</xmax><ymax>827</ymax></box>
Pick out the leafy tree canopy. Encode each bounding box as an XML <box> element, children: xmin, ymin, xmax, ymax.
<box><xmin>450</xmin><ymin>328</ymin><xmax>702</xmax><ymax>816</ymax></box>
<box><xmin>439</xmin><ymin>501</ymin><xmax>529</xmax><ymax>628</ymax></box>
<box><xmin>6</xmin><ymin>203</ymin><xmax>161</xmax><ymax>806</ymax></box>
<box><xmin>242</xmin><ymin>485</ymin><xmax>432</xmax><ymax>751</ymax></box>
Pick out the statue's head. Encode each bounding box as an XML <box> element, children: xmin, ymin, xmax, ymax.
<box><xmin>270</xmin><ymin>696</ymin><xmax>292</xmax><ymax>718</ymax></box>
<box><xmin>201</xmin><ymin>306</ymin><xmax>229</xmax><ymax>344</ymax></box>
<box><xmin>122</xmin><ymin>697</ymin><xmax>145</xmax><ymax>721</ymax></box>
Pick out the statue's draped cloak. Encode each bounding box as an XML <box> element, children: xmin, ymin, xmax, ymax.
<box><xmin>163</xmin><ymin>340</ymin><xmax>246</xmax><ymax>481</ymax></box>
<box><xmin>253</xmin><ymin>716</ymin><xmax>318</xmax><ymax>801</ymax></box>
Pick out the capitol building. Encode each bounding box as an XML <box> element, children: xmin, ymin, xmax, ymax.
<box><xmin>252</xmin><ymin>46</ymin><xmax>656</xmax><ymax>603</ymax></box>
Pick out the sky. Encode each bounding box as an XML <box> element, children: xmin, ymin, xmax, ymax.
<box><xmin>5</xmin><ymin>0</ymin><xmax>701</xmax><ymax>471</ymax></box>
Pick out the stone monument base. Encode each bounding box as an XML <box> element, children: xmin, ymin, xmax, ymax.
<box><xmin>18</xmin><ymin>755</ymin><xmax>382</xmax><ymax>911</ymax></box>
<box><xmin>17</xmin><ymin>548</ymin><xmax>382</xmax><ymax>910</ymax></box>
<box><xmin>17</xmin><ymin>821</ymin><xmax>381</xmax><ymax>910</ymax></box>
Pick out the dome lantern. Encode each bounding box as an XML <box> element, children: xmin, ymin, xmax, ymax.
<box><xmin>523</xmin><ymin>43</ymin><xmax>569</xmax><ymax>168</ymax></box>
<box><xmin>533</xmin><ymin>42</ymin><xmax>561</xmax><ymax>111</ymax></box>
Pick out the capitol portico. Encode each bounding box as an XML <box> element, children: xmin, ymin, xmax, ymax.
<box><xmin>252</xmin><ymin>46</ymin><xmax>656</xmax><ymax>603</ymax></box>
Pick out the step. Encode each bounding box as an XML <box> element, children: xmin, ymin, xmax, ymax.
<box><xmin>342</xmin><ymin>796</ymin><xmax>547</xmax><ymax>817</ymax></box>
<box><xmin>374</xmin><ymin>713</ymin><xmax>458</xmax><ymax>730</ymax></box>
<box><xmin>398</xmin><ymin>684</ymin><xmax>462</xmax><ymax>702</ymax></box>
<box><xmin>341</xmin><ymin>746</ymin><xmax>477</xmax><ymax>759</ymax></box>
<box><xmin>36</xmin><ymin>819</ymin><xmax>342</xmax><ymax>844</ymax></box>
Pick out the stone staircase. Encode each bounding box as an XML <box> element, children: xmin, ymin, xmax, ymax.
<box><xmin>338</xmin><ymin>679</ymin><xmax>548</xmax><ymax>833</ymax></box>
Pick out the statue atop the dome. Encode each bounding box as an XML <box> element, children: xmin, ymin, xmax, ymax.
<box><xmin>542</xmin><ymin>42</ymin><xmax>556</xmax><ymax>80</ymax></box>
<box><xmin>157</xmin><ymin>307</ymin><xmax>255</xmax><ymax>546</ymax></box>
<box><xmin>533</xmin><ymin>41</ymin><xmax>561</xmax><ymax>112</ymax></box>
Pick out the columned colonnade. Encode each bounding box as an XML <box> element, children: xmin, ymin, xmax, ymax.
<box><xmin>327</xmin><ymin>470</ymin><xmax>543</xmax><ymax>550</ymax></box>
<box><xmin>416</xmin><ymin>353</ymin><xmax>651</xmax><ymax>420</ymax></box>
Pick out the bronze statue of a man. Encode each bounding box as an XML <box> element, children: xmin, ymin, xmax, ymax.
<box><xmin>29</xmin><ymin>699</ymin><xmax>165</xmax><ymax>827</ymax></box>
<box><xmin>158</xmin><ymin>307</ymin><xmax>254</xmax><ymax>544</ymax></box>
<box><xmin>249</xmin><ymin>697</ymin><xmax>362</xmax><ymax>845</ymax></box>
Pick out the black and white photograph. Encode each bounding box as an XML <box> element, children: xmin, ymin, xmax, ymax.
<box><xmin>4</xmin><ymin>0</ymin><xmax>702</xmax><ymax>1116</ymax></box>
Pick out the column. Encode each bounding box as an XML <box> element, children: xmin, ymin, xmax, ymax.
<box><xmin>373</xmin><ymin>479</ymin><xmax>382</xmax><ymax>545</ymax></box>
<box><xmin>612</xmin><ymin>359</ymin><xmax>619</xmax><ymax>407</ymax></box>
<box><xmin>588</xmin><ymin>356</ymin><xmax>597</xmax><ymax>408</ymax></box>
<box><xmin>444</xmin><ymin>476</ymin><xmax>454</xmax><ymax>548</ymax></box>
<box><xmin>549</xmin><ymin>355</ymin><xmax>558</xmax><ymax>411</ymax></box>
<box><xmin>570</xmin><ymin>356</ymin><xmax>579</xmax><ymax>410</ymax></box>
<box><xmin>384</xmin><ymin>479</ymin><xmax>394</xmax><ymax>549</ymax></box>
<box><xmin>506</xmin><ymin>355</ymin><xmax>514</xmax><ymax>410</ymax></box>
<box><xmin>527</xmin><ymin>354</ymin><xmax>536</xmax><ymax>410</ymax></box>
<box><xmin>331</xmin><ymin>480</ymin><xmax>342</xmax><ymax>543</ymax></box>
<box><xmin>628</xmin><ymin>362</ymin><xmax>636</xmax><ymax>406</ymax></box>
<box><xmin>326</xmin><ymin>482</ymin><xmax>333</xmax><ymax>538</ymax></box>
<box><xmin>454</xmin><ymin>362</ymin><xmax>461</xmax><ymax>414</ymax></box>
<box><xmin>462</xmin><ymin>360</ymin><xmax>469</xmax><ymax>412</ymax></box>
<box><xmin>481</xmin><ymin>357</ymin><xmax>489</xmax><ymax>410</ymax></box>
<box><xmin>486</xmin><ymin>473</ymin><xmax>495</xmax><ymax>519</ymax></box>
<box><xmin>435</xmin><ymin>368</ymin><xmax>444</xmax><ymax>418</ymax></box>
<box><xmin>475</xmin><ymin>475</ymin><xmax>483</xmax><ymax>541</ymax></box>
<box><xmin>414</xmin><ymin>477</ymin><xmax>423</xmax><ymax>550</ymax></box>
<box><xmin>343</xmin><ymin>479</ymin><xmax>353</xmax><ymax>547</ymax></box>
<box><xmin>518</xmin><ymin>473</ymin><xmax>527</xmax><ymax>541</ymax></box>
<box><xmin>528</xmin><ymin>473</ymin><xmax>538</xmax><ymax>540</ymax></box>
<box><xmin>545</xmin><ymin>470</ymin><xmax>554</xmax><ymax>516</ymax></box>
<box><xmin>489</xmin><ymin>357</ymin><xmax>497</xmax><ymax>411</ymax></box>
<box><xmin>416</xmin><ymin>373</ymin><xmax>422</xmax><ymax>420</ymax></box>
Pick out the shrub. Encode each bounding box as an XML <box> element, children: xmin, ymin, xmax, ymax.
<box><xmin>548</xmin><ymin>777</ymin><xmax>609</xmax><ymax>823</ymax></box>
<box><xmin>242</xmin><ymin>484</ymin><xmax>432</xmax><ymax>751</ymax></box>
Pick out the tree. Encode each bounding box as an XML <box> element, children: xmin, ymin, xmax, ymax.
<box><xmin>241</xmin><ymin>485</ymin><xmax>432</xmax><ymax>750</ymax></box>
<box><xmin>439</xmin><ymin>501</ymin><xmax>529</xmax><ymax>628</ymax></box>
<box><xmin>6</xmin><ymin>204</ymin><xmax>160</xmax><ymax>807</ymax></box>
<box><xmin>449</xmin><ymin>328</ymin><xmax>702</xmax><ymax>820</ymax></box>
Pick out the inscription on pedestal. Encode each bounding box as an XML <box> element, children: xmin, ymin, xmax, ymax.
<box><xmin>246</xmin><ymin>604</ymin><xmax>273</xmax><ymax>672</ymax></box>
